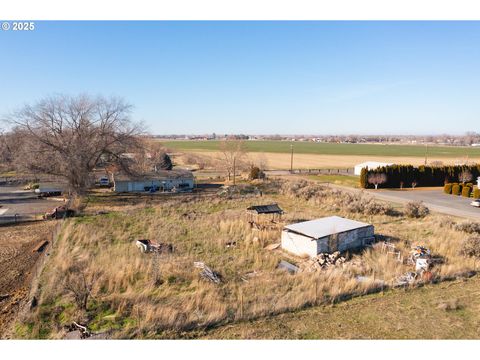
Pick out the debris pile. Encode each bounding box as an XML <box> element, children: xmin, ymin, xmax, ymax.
<box><xmin>410</xmin><ymin>245</ymin><xmax>431</xmax><ymax>261</ymax></box>
<box><xmin>409</xmin><ymin>245</ymin><xmax>432</xmax><ymax>271</ymax></box>
<box><xmin>136</xmin><ymin>239</ymin><xmax>174</xmax><ymax>254</ymax></box>
<box><xmin>194</xmin><ymin>261</ymin><xmax>221</xmax><ymax>283</ymax></box>
<box><xmin>395</xmin><ymin>271</ymin><xmax>418</xmax><ymax>286</ymax></box>
<box><xmin>300</xmin><ymin>251</ymin><xmax>346</xmax><ymax>272</ymax></box>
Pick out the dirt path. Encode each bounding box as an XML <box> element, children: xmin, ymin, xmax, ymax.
<box><xmin>0</xmin><ymin>221</ymin><xmax>56</xmax><ymax>338</ymax></box>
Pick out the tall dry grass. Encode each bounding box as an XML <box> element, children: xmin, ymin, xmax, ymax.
<box><xmin>20</xmin><ymin>179</ymin><xmax>479</xmax><ymax>338</ymax></box>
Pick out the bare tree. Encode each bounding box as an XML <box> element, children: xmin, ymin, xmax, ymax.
<box><xmin>411</xmin><ymin>180</ymin><xmax>418</xmax><ymax>189</ymax></box>
<box><xmin>459</xmin><ymin>169</ymin><xmax>473</xmax><ymax>184</ymax></box>
<box><xmin>63</xmin><ymin>263</ymin><xmax>101</xmax><ymax>311</ymax></box>
<box><xmin>4</xmin><ymin>94</ymin><xmax>143</xmax><ymax>195</ymax></box>
<box><xmin>218</xmin><ymin>139</ymin><xmax>247</xmax><ymax>181</ymax></box>
<box><xmin>148</xmin><ymin>142</ymin><xmax>173</xmax><ymax>171</ymax></box>
<box><xmin>367</xmin><ymin>173</ymin><xmax>387</xmax><ymax>190</ymax></box>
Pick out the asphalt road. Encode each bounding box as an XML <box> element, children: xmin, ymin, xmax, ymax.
<box><xmin>365</xmin><ymin>188</ymin><xmax>480</xmax><ymax>220</ymax></box>
<box><xmin>0</xmin><ymin>185</ymin><xmax>64</xmax><ymax>221</ymax></box>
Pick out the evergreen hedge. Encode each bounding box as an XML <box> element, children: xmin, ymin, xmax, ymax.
<box><xmin>359</xmin><ymin>168</ymin><xmax>368</xmax><ymax>189</ymax></box>
<box><xmin>361</xmin><ymin>164</ymin><xmax>480</xmax><ymax>189</ymax></box>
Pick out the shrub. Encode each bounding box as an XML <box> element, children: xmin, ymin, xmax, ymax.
<box><xmin>248</xmin><ymin>166</ymin><xmax>265</xmax><ymax>180</ymax></box>
<box><xmin>452</xmin><ymin>184</ymin><xmax>461</xmax><ymax>195</ymax></box>
<box><xmin>462</xmin><ymin>186</ymin><xmax>472</xmax><ymax>198</ymax></box>
<box><xmin>444</xmin><ymin>183</ymin><xmax>452</xmax><ymax>194</ymax></box>
<box><xmin>454</xmin><ymin>221</ymin><xmax>480</xmax><ymax>234</ymax></box>
<box><xmin>404</xmin><ymin>201</ymin><xmax>429</xmax><ymax>218</ymax></box>
<box><xmin>333</xmin><ymin>192</ymin><xmax>394</xmax><ymax>216</ymax></box>
<box><xmin>474</xmin><ymin>188</ymin><xmax>480</xmax><ymax>199</ymax></box>
<box><xmin>460</xmin><ymin>237</ymin><xmax>480</xmax><ymax>258</ymax></box>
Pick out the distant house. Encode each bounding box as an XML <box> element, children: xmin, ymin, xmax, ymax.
<box><xmin>354</xmin><ymin>161</ymin><xmax>394</xmax><ymax>176</ymax></box>
<box><xmin>112</xmin><ymin>170</ymin><xmax>194</xmax><ymax>193</ymax></box>
<box><xmin>281</xmin><ymin>216</ymin><xmax>375</xmax><ymax>258</ymax></box>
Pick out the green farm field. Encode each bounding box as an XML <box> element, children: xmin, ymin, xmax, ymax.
<box><xmin>161</xmin><ymin>140</ymin><xmax>480</xmax><ymax>158</ymax></box>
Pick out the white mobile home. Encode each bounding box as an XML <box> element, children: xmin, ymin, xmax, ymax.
<box><xmin>281</xmin><ymin>216</ymin><xmax>374</xmax><ymax>258</ymax></box>
<box><xmin>112</xmin><ymin>170</ymin><xmax>194</xmax><ymax>193</ymax></box>
<box><xmin>354</xmin><ymin>161</ymin><xmax>394</xmax><ymax>176</ymax></box>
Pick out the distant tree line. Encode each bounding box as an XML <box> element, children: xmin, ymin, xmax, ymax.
<box><xmin>360</xmin><ymin>164</ymin><xmax>480</xmax><ymax>189</ymax></box>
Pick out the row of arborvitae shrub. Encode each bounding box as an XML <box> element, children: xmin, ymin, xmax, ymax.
<box><xmin>444</xmin><ymin>182</ymin><xmax>480</xmax><ymax>198</ymax></box>
<box><xmin>360</xmin><ymin>164</ymin><xmax>480</xmax><ymax>189</ymax></box>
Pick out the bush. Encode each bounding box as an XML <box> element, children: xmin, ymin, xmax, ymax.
<box><xmin>342</xmin><ymin>193</ymin><xmax>394</xmax><ymax>216</ymax></box>
<box><xmin>454</xmin><ymin>221</ymin><xmax>480</xmax><ymax>234</ymax></box>
<box><xmin>460</xmin><ymin>237</ymin><xmax>480</xmax><ymax>258</ymax></box>
<box><xmin>462</xmin><ymin>186</ymin><xmax>472</xmax><ymax>198</ymax></box>
<box><xmin>474</xmin><ymin>188</ymin><xmax>480</xmax><ymax>199</ymax></box>
<box><xmin>452</xmin><ymin>184</ymin><xmax>461</xmax><ymax>195</ymax></box>
<box><xmin>248</xmin><ymin>166</ymin><xmax>265</xmax><ymax>180</ymax></box>
<box><xmin>404</xmin><ymin>201</ymin><xmax>429</xmax><ymax>218</ymax></box>
<box><xmin>444</xmin><ymin>183</ymin><xmax>452</xmax><ymax>194</ymax></box>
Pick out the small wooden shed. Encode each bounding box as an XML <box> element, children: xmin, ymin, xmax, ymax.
<box><xmin>246</xmin><ymin>204</ymin><xmax>284</xmax><ymax>228</ymax></box>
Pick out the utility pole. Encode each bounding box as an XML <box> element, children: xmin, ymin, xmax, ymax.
<box><xmin>290</xmin><ymin>144</ymin><xmax>294</xmax><ymax>173</ymax></box>
<box><xmin>233</xmin><ymin>156</ymin><xmax>236</xmax><ymax>186</ymax></box>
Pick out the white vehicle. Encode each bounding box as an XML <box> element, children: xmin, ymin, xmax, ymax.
<box><xmin>470</xmin><ymin>199</ymin><xmax>480</xmax><ymax>208</ymax></box>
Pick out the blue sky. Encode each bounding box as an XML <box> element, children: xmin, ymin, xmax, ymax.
<box><xmin>0</xmin><ymin>21</ymin><xmax>479</xmax><ymax>135</ymax></box>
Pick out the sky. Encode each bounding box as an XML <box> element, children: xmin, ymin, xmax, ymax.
<box><xmin>0</xmin><ymin>21</ymin><xmax>479</xmax><ymax>135</ymax></box>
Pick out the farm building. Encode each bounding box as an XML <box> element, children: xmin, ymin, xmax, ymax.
<box><xmin>354</xmin><ymin>161</ymin><xmax>394</xmax><ymax>175</ymax></box>
<box><xmin>281</xmin><ymin>216</ymin><xmax>375</xmax><ymax>257</ymax></box>
<box><xmin>112</xmin><ymin>170</ymin><xmax>194</xmax><ymax>193</ymax></box>
<box><xmin>246</xmin><ymin>204</ymin><xmax>284</xmax><ymax>229</ymax></box>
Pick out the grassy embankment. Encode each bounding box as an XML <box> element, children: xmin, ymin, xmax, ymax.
<box><xmin>15</xmin><ymin>180</ymin><xmax>479</xmax><ymax>339</ymax></box>
<box><xmin>201</xmin><ymin>275</ymin><xmax>480</xmax><ymax>339</ymax></box>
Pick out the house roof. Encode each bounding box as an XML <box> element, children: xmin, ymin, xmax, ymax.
<box><xmin>246</xmin><ymin>204</ymin><xmax>283</xmax><ymax>214</ymax></box>
<box><xmin>113</xmin><ymin>170</ymin><xmax>193</xmax><ymax>182</ymax></box>
<box><xmin>354</xmin><ymin>161</ymin><xmax>393</xmax><ymax>168</ymax></box>
<box><xmin>283</xmin><ymin>216</ymin><xmax>372</xmax><ymax>239</ymax></box>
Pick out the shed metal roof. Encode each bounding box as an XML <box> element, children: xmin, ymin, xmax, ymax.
<box><xmin>354</xmin><ymin>161</ymin><xmax>393</xmax><ymax>168</ymax></box>
<box><xmin>113</xmin><ymin>170</ymin><xmax>193</xmax><ymax>182</ymax></box>
<box><xmin>283</xmin><ymin>216</ymin><xmax>372</xmax><ymax>239</ymax></box>
<box><xmin>246</xmin><ymin>204</ymin><xmax>283</xmax><ymax>214</ymax></box>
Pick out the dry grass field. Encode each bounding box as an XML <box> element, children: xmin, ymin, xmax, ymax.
<box><xmin>13</xmin><ymin>179</ymin><xmax>480</xmax><ymax>339</ymax></box>
<box><xmin>174</xmin><ymin>151</ymin><xmax>479</xmax><ymax>170</ymax></box>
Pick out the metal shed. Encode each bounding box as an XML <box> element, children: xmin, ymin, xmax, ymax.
<box><xmin>281</xmin><ymin>216</ymin><xmax>374</xmax><ymax>257</ymax></box>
